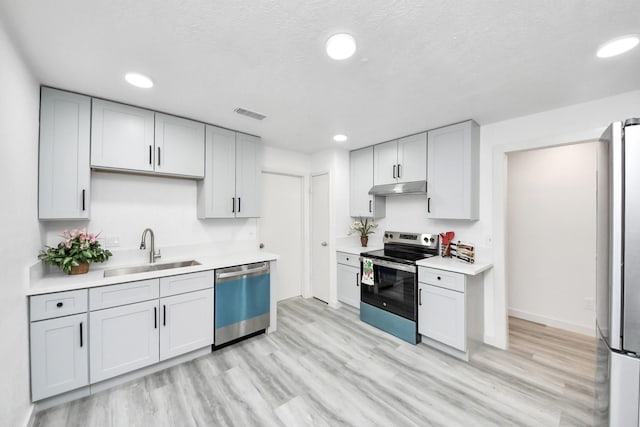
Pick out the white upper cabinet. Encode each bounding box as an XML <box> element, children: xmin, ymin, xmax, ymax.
<box><xmin>350</xmin><ymin>147</ymin><xmax>385</xmax><ymax>218</ymax></box>
<box><xmin>235</xmin><ymin>133</ymin><xmax>262</xmax><ymax>218</ymax></box>
<box><xmin>373</xmin><ymin>140</ymin><xmax>398</xmax><ymax>186</ymax></box>
<box><xmin>38</xmin><ymin>87</ymin><xmax>91</xmax><ymax>220</ymax></box>
<box><xmin>397</xmin><ymin>132</ymin><xmax>427</xmax><ymax>182</ymax></box>
<box><xmin>373</xmin><ymin>133</ymin><xmax>427</xmax><ymax>185</ymax></box>
<box><xmin>198</xmin><ymin>126</ymin><xmax>262</xmax><ymax>218</ymax></box>
<box><xmin>154</xmin><ymin>113</ymin><xmax>205</xmax><ymax>178</ymax></box>
<box><xmin>427</xmin><ymin>121</ymin><xmax>479</xmax><ymax>220</ymax></box>
<box><xmin>91</xmin><ymin>100</ymin><xmax>205</xmax><ymax>178</ymax></box>
<box><xmin>91</xmin><ymin>99</ymin><xmax>155</xmax><ymax>173</ymax></box>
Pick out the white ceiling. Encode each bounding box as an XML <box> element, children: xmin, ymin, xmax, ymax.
<box><xmin>1</xmin><ymin>1</ymin><xmax>639</xmax><ymax>153</ymax></box>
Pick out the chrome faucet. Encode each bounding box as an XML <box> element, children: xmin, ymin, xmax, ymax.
<box><xmin>139</xmin><ymin>228</ymin><xmax>161</xmax><ymax>264</ymax></box>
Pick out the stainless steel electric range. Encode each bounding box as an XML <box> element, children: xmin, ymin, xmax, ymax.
<box><xmin>359</xmin><ymin>231</ymin><xmax>439</xmax><ymax>344</ymax></box>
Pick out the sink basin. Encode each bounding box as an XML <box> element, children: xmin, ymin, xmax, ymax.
<box><xmin>104</xmin><ymin>260</ymin><xmax>201</xmax><ymax>278</ymax></box>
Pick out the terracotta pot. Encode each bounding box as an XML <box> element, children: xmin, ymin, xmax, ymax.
<box><xmin>69</xmin><ymin>261</ymin><xmax>90</xmax><ymax>275</ymax></box>
<box><xmin>360</xmin><ymin>236</ymin><xmax>369</xmax><ymax>247</ymax></box>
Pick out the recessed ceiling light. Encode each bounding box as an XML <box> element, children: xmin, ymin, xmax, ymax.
<box><xmin>597</xmin><ymin>35</ymin><xmax>639</xmax><ymax>58</ymax></box>
<box><xmin>326</xmin><ymin>34</ymin><xmax>356</xmax><ymax>60</ymax></box>
<box><xmin>125</xmin><ymin>72</ymin><xmax>154</xmax><ymax>88</ymax></box>
<box><xmin>333</xmin><ymin>134</ymin><xmax>348</xmax><ymax>142</ymax></box>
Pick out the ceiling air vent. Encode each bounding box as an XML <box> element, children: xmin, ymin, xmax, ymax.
<box><xmin>234</xmin><ymin>107</ymin><xmax>266</xmax><ymax>121</ymax></box>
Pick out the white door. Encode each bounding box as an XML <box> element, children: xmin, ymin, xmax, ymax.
<box><xmin>90</xmin><ymin>99</ymin><xmax>155</xmax><ymax>172</ymax></box>
<box><xmin>236</xmin><ymin>133</ymin><xmax>263</xmax><ymax>218</ymax></box>
<box><xmin>260</xmin><ymin>172</ymin><xmax>303</xmax><ymax>301</ymax></box>
<box><xmin>89</xmin><ymin>299</ymin><xmax>159</xmax><ymax>383</ymax></box>
<box><xmin>30</xmin><ymin>313</ymin><xmax>88</xmax><ymax>401</ymax></box>
<box><xmin>397</xmin><ymin>132</ymin><xmax>427</xmax><ymax>183</ymax></box>
<box><xmin>154</xmin><ymin>113</ymin><xmax>205</xmax><ymax>178</ymax></box>
<box><xmin>160</xmin><ymin>288</ymin><xmax>214</xmax><ymax>360</ymax></box>
<box><xmin>311</xmin><ymin>173</ymin><xmax>330</xmax><ymax>303</ymax></box>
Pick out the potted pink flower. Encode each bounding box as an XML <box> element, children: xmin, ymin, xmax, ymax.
<box><xmin>38</xmin><ymin>229</ymin><xmax>113</xmax><ymax>274</ymax></box>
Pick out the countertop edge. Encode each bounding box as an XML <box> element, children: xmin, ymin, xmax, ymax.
<box><xmin>416</xmin><ymin>257</ymin><xmax>493</xmax><ymax>276</ymax></box>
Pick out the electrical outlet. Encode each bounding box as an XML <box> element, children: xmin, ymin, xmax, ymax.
<box><xmin>584</xmin><ymin>297</ymin><xmax>595</xmax><ymax>311</ymax></box>
<box><xmin>100</xmin><ymin>235</ymin><xmax>121</xmax><ymax>248</ymax></box>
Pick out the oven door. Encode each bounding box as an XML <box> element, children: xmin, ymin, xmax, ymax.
<box><xmin>360</xmin><ymin>258</ymin><xmax>417</xmax><ymax>321</ymax></box>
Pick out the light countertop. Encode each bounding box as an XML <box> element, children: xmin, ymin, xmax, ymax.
<box><xmin>28</xmin><ymin>251</ymin><xmax>279</xmax><ymax>296</ymax></box>
<box><xmin>416</xmin><ymin>256</ymin><xmax>492</xmax><ymax>276</ymax></box>
<box><xmin>335</xmin><ymin>238</ymin><xmax>383</xmax><ymax>255</ymax></box>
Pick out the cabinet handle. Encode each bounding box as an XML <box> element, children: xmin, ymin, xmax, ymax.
<box><xmin>149</xmin><ymin>145</ymin><xmax>152</xmax><ymax>165</ymax></box>
<box><xmin>154</xmin><ymin>307</ymin><xmax>157</xmax><ymax>329</ymax></box>
<box><xmin>238</xmin><ymin>197</ymin><xmax>241</xmax><ymax>213</ymax></box>
<box><xmin>157</xmin><ymin>147</ymin><xmax>161</xmax><ymax>166</ymax></box>
<box><xmin>56</xmin><ymin>302</ymin><xmax>63</xmax><ymax>308</ymax></box>
<box><xmin>369</xmin><ymin>199</ymin><xmax>372</xmax><ymax>213</ymax></box>
<box><xmin>81</xmin><ymin>189</ymin><xmax>86</xmax><ymax>211</ymax></box>
<box><xmin>397</xmin><ymin>164</ymin><xmax>401</xmax><ymax>178</ymax></box>
<box><xmin>356</xmin><ymin>273</ymin><xmax>360</xmax><ymax>287</ymax></box>
<box><xmin>232</xmin><ymin>197</ymin><xmax>236</xmax><ymax>213</ymax></box>
<box><xmin>437</xmin><ymin>276</ymin><xmax>441</xmax><ymax>280</ymax></box>
<box><xmin>393</xmin><ymin>164</ymin><xmax>396</xmax><ymax>179</ymax></box>
<box><xmin>163</xmin><ymin>305</ymin><xmax>166</xmax><ymax>326</ymax></box>
<box><xmin>79</xmin><ymin>322</ymin><xmax>83</xmax><ymax>347</ymax></box>
<box><xmin>427</xmin><ymin>197</ymin><xmax>431</xmax><ymax>213</ymax></box>
<box><xmin>419</xmin><ymin>288</ymin><xmax>422</xmax><ymax>306</ymax></box>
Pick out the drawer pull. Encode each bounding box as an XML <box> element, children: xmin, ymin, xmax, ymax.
<box><xmin>437</xmin><ymin>276</ymin><xmax>441</xmax><ymax>280</ymax></box>
<box><xmin>56</xmin><ymin>302</ymin><xmax>63</xmax><ymax>308</ymax></box>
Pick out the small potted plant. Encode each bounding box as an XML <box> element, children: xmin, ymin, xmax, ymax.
<box><xmin>38</xmin><ymin>229</ymin><xmax>113</xmax><ymax>275</ymax></box>
<box><xmin>348</xmin><ymin>218</ymin><xmax>378</xmax><ymax>247</ymax></box>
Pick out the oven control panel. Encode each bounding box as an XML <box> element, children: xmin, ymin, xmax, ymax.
<box><xmin>383</xmin><ymin>231</ymin><xmax>439</xmax><ymax>249</ymax></box>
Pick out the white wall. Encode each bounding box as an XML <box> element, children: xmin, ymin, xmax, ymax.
<box><xmin>0</xmin><ymin>20</ymin><xmax>41</xmax><ymax>427</ymax></box>
<box><xmin>507</xmin><ymin>142</ymin><xmax>597</xmax><ymax>336</ymax></box>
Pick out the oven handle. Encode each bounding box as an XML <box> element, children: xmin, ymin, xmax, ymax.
<box><xmin>359</xmin><ymin>257</ymin><xmax>417</xmax><ymax>274</ymax></box>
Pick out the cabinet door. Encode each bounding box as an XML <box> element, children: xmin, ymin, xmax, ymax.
<box><xmin>89</xmin><ymin>299</ymin><xmax>159</xmax><ymax>383</ymax></box>
<box><xmin>235</xmin><ymin>133</ymin><xmax>262</xmax><ymax>218</ymax></box>
<box><xmin>91</xmin><ymin>99</ymin><xmax>155</xmax><ymax>172</ymax></box>
<box><xmin>427</xmin><ymin>121</ymin><xmax>479</xmax><ymax>219</ymax></box>
<box><xmin>30</xmin><ymin>313</ymin><xmax>88</xmax><ymax>401</ymax></box>
<box><xmin>154</xmin><ymin>113</ymin><xmax>205</xmax><ymax>178</ymax></box>
<box><xmin>337</xmin><ymin>263</ymin><xmax>360</xmax><ymax>308</ymax></box>
<box><xmin>373</xmin><ymin>140</ymin><xmax>398</xmax><ymax>185</ymax></box>
<box><xmin>198</xmin><ymin>125</ymin><xmax>236</xmax><ymax>218</ymax></box>
<box><xmin>397</xmin><ymin>132</ymin><xmax>427</xmax><ymax>183</ymax></box>
<box><xmin>418</xmin><ymin>283</ymin><xmax>466</xmax><ymax>351</ymax></box>
<box><xmin>160</xmin><ymin>288</ymin><xmax>214</xmax><ymax>360</ymax></box>
<box><xmin>38</xmin><ymin>88</ymin><xmax>91</xmax><ymax>220</ymax></box>
<box><xmin>350</xmin><ymin>147</ymin><xmax>385</xmax><ymax>218</ymax></box>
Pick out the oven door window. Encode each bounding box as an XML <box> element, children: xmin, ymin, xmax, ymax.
<box><xmin>361</xmin><ymin>263</ymin><xmax>416</xmax><ymax>321</ymax></box>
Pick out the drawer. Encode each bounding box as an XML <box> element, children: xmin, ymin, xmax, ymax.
<box><xmin>160</xmin><ymin>270</ymin><xmax>214</xmax><ymax>297</ymax></box>
<box><xmin>336</xmin><ymin>252</ymin><xmax>360</xmax><ymax>268</ymax></box>
<box><xmin>419</xmin><ymin>267</ymin><xmax>465</xmax><ymax>293</ymax></box>
<box><xmin>90</xmin><ymin>279</ymin><xmax>159</xmax><ymax>310</ymax></box>
<box><xmin>30</xmin><ymin>289</ymin><xmax>88</xmax><ymax>321</ymax></box>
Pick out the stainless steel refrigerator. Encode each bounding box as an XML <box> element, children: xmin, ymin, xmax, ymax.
<box><xmin>595</xmin><ymin>118</ymin><xmax>640</xmax><ymax>426</ymax></box>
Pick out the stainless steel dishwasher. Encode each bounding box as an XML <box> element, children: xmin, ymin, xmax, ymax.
<box><xmin>214</xmin><ymin>262</ymin><xmax>270</xmax><ymax>347</ymax></box>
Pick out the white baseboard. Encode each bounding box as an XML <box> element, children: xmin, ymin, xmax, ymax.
<box><xmin>508</xmin><ymin>308</ymin><xmax>596</xmax><ymax>337</ymax></box>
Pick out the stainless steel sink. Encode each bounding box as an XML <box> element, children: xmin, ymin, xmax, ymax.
<box><xmin>104</xmin><ymin>260</ymin><xmax>201</xmax><ymax>278</ymax></box>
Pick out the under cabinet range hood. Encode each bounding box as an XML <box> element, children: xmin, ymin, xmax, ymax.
<box><xmin>368</xmin><ymin>180</ymin><xmax>428</xmax><ymax>196</ymax></box>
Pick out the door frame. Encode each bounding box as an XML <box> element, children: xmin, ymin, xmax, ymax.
<box><xmin>260</xmin><ymin>169</ymin><xmax>310</xmax><ymax>298</ymax></box>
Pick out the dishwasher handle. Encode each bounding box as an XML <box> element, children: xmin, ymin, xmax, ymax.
<box><xmin>216</xmin><ymin>262</ymin><xmax>269</xmax><ymax>281</ymax></box>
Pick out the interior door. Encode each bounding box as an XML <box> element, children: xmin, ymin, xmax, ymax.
<box><xmin>259</xmin><ymin>172</ymin><xmax>304</xmax><ymax>301</ymax></box>
<box><xmin>311</xmin><ymin>173</ymin><xmax>330</xmax><ymax>303</ymax></box>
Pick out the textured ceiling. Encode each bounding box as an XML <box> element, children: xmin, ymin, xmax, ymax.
<box><xmin>1</xmin><ymin>0</ymin><xmax>639</xmax><ymax>153</ymax></box>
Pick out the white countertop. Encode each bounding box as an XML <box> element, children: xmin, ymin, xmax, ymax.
<box><xmin>335</xmin><ymin>237</ymin><xmax>383</xmax><ymax>255</ymax></box>
<box><xmin>28</xmin><ymin>251</ymin><xmax>279</xmax><ymax>296</ymax></box>
<box><xmin>416</xmin><ymin>256</ymin><xmax>492</xmax><ymax>276</ymax></box>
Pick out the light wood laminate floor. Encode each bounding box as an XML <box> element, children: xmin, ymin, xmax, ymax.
<box><xmin>34</xmin><ymin>298</ymin><xmax>596</xmax><ymax>427</ymax></box>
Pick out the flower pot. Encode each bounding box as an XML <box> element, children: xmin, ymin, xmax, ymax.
<box><xmin>360</xmin><ymin>236</ymin><xmax>369</xmax><ymax>247</ymax></box>
<box><xmin>69</xmin><ymin>261</ymin><xmax>89</xmax><ymax>275</ymax></box>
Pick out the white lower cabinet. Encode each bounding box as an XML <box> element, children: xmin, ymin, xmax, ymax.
<box><xmin>159</xmin><ymin>288</ymin><xmax>214</xmax><ymax>360</ymax></box>
<box><xmin>336</xmin><ymin>252</ymin><xmax>360</xmax><ymax>308</ymax></box>
<box><xmin>30</xmin><ymin>313</ymin><xmax>88</xmax><ymax>401</ymax></box>
<box><xmin>418</xmin><ymin>283</ymin><xmax>465</xmax><ymax>350</ymax></box>
<box><xmin>418</xmin><ymin>266</ymin><xmax>483</xmax><ymax>361</ymax></box>
<box><xmin>89</xmin><ymin>299</ymin><xmax>160</xmax><ymax>383</ymax></box>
